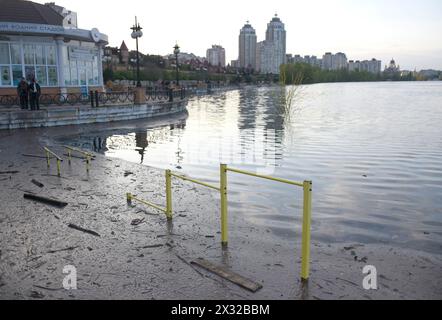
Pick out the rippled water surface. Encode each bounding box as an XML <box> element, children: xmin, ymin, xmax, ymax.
<box><xmin>61</xmin><ymin>82</ymin><xmax>442</xmax><ymax>254</ymax></box>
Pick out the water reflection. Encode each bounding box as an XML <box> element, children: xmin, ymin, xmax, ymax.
<box><xmin>59</xmin><ymin>82</ymin><xmax>442</xmax><ymax>254</ymax></box>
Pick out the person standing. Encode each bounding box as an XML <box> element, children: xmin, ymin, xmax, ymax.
<box><xmin>29</xmin><ymin>78</ymin><xmax>41</xmax><ymax>111</ymax></box>
<box><xmin>17</xmin><ymin>77</ymin><xmax>29</xmax><ymax>110</ymax></box>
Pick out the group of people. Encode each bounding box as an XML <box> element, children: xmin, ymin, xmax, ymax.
<box><xmin>17</xmin><ymin>78</ymin><xmax>41</xmax><ymax>110</ymax></box>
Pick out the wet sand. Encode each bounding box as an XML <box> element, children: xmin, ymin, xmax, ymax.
<box><xmin>0</xmin><ymin>117</ymin><xmax>441</xmax><ymax>300</ymax></box>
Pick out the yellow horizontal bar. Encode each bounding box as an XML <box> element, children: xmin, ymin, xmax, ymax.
<box><xmin>170</xmin><ymin>173</ymin><xmax>220</xmax><ymax>191</ymax></box>
<box><xmin>226</xmin><ymin>167</ymin><xmax>303</xmax><ymax>187</ymax></box>
<box><xmin>43</xmin><ymin>147</ymin><xmax>63</xmax><ymax>161</ymax></box>
<box><xmin>131</xmin><ymin>196</ymin><xmax>167</xmax><ymax>214</ymax></box>
<box><xmin>63</xmin><ymin>146</ymin><xmax>94</xmax><ymax>157</ymax></box>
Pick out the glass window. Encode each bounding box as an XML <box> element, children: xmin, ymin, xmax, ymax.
<box><xmin>12</xmin><ymin>65</ymin><xmax>23</xmax><ymax>86</ymax></box>
<box><xmin>47</xmin><ymin>46</ymin><xmax>57</xmax><ymax>65</ymax></box>
<box><xmin>11</xmin><ymin>44</ymin><xmax>21</xmax><ymax>64</ymax></box>
<box><xmin>0</xmin><ymin>43</ymin><xmax>10</xmax><ymax>64</ymax></box>
<box><xmin>24</xmin><ymin>44</ymin><xmax>34</xmax><ymax>65</ymax></box>
<box><xmin>79</xmin><ymin>68</ymin><xmax>86</xmax><ymax>85</ymax></box>
<box><xmin>70</xmin><ymin>61</ymin><xmax>77</xmax><ymax>85</ymax></box>
<box><xmin>63</xmin><ymin>66</ymin><xmax>71</xmax><ymax>86</ymax></box>
<box><xmin>48</xmin><ymin>66</ymin><xmax>58</xmax><ymax>86</ymax></box>
<box><xmin>25</xmin><ymin>65</ymin><xmax>35</xmax><ymax>82</ymax></box>
<box><xmin>35</xmin><ymin>45</ymin><xmax>45</xmax><ymax>65</ymax></box>
<box><xmin>86</xmin><ymin>62</ymin><xmax>93</xmax><ymax>85</ymax></box>
<box><xmin>1</xmin><ymin>66</ymin><xmax>11</xmax><ymax>86</ymax></box>
<box><xmin>36</xmin><ymin>66</ymin><xmax>47</xmax><ymax>86</ymax></box>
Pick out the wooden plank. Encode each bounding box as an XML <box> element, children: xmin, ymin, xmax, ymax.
<box><xmin>191</xmin><ymin>258</ymin><xmax>263</xmax><ymax>293</ymax></box>
<box><xmin>24</xmin><ymin>194</ymin><xmax>68</xmax><ymax>208</ymax></box>
<box><xmin>68</xmin><ymin>224</ymin><xmax>101</xmax><ymax>237</ymax></box>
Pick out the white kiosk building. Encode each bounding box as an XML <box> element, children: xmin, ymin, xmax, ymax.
<box><xmin>0</xmin><ymin>0</ymin><xmax>108</xmax><ymax>95</ymax></box>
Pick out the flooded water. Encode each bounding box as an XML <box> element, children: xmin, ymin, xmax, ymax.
<box><xmin>60</xmin><ymin>82</ymin><xmax>442</xmax><ymax>254</ymax></box>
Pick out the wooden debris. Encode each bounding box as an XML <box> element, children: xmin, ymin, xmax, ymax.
<box><xmin>138</xmin><ymin>244</ymin><xmax>164</xmax><ymax>249</ymax></box>
<box><xmin>131</xmin><ymin>218</ymin><xmax>145</xmax><ymax>226</ymax></box>
<box><xmin>47</xmin><ymin>246</ymin><xmax>78</xmax><ymax>254</ymax></box>
<box><xmin>68</xmin><ymin>224</ymin><xmax>100</xmax><ymax>237</ymax></box>
<box><xmin>24</xmin><ymin>193</ymin><xmax>68</xmax><ymax>208</ymax></box>
<box><xmin>31</xmin><ymin>179</ymin><xmax>44</xmax><ymax>188</ymax></box>
<box><xmin>0</xmin><ymin>171</ymin><xmax>19</xmax><ymax>175</ymax></box>
<box><xmin>191</xmin><ymin>258</ymin><xmax>263</xmax><ymax>293</ymax></box>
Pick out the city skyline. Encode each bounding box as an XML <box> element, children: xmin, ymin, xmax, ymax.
<box><xmin>32</xmin><ymin>0</ymin><xmax>442</xmax><ymax>70</ymax></box>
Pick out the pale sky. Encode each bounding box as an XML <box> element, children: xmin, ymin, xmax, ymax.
<box><xmin>33</xmin><ymin>0</ymin><xmax>442</xmax><ymax>70</ymax></box>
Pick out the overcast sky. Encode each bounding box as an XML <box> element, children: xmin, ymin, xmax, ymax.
<box><xmin>34</xmin><ymin>0</ymin><xmax>442</xmax><ymax>70</ymax></box>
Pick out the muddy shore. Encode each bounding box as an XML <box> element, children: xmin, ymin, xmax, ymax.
<box><xmin>0</xmin><ymin>117</ymin><xmax>441</xmax><ymax>300</ymax></box>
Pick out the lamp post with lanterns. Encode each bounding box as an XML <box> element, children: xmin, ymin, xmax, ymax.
<box><xmin>173</xmin><ymin>43</ymin><xmax>180</xmax><ymax>86</ymax></box>
<box><xmin>131</xmin><ymin>17</ymin><xmax>143</xmax><ymax>88</ymax></box>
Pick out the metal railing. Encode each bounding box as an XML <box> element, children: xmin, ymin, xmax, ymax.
<box><xmin>126</xmin><ymin>164</ymin><xmax>313</xmax><ymax>281</ymax></box>
<box><xmin>0</xmin><ymin>91</ymin><xmax>134</xmax><ymax>108</ymax></box>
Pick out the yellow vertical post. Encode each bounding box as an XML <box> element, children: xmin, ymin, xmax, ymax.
<box><xmin>68</xmin><ymin>150</ymin><xmax>72</xmax><ymax>164</ymax></box>
<box><xmin>220</xmin><ymin>164</ymin><xmax>228</xmax><ymax>247</ymax></box>
<box><xmin>126</xmin><ymin>193</ymin><xmax>133</xmax><ymax>205</ymax></box>
<box><xmin>165</xmin><ymin>170</ymin><xmax>173</xmax><ymax>220</ymax></box>
<box><xmin>86</xmin><ymin>156</ymin><xmax>90</xmax><ymax>172</ymax></box>
<box><xmin>46</xmin><ymin>150</ymin><xmax>50</xmax><ymax>168</ymax></box>
<box><xmin>56</xmin><ymin>159</ymin><xmax>61</xmax><ymax>177</ymax></box>
<box><xmin>301</xmin><ymin>180</ymin><xmax>312</xmax><ymax>281</ymax></box>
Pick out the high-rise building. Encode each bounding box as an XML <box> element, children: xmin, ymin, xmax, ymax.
<box><xmin>322</xmin><ymin>52</ymin><xmax>333</xmax><ymax>70</ymax></box>
<box><xmin>206</xmin><ymin>45</ymin><xmax>226</xmax><ymax>67</ymax></box>
<box><xmin>239</xmin><ymin>21</ymin><xmax>257</xmax><ymax>70</ymax></box>
<box><xmin>333</xmin><ymin>52</ymin><xmax>348</xmax><ymax>70</ymax></box>
<box><xmin>349</xmin><ymin>58</ymin><xmax>381</xmax><ymax>73</ymax></box>
<box><xmin>257</xmin><ymin>14</ymin><xmax>286</xmax><ymax>74</ymax></box>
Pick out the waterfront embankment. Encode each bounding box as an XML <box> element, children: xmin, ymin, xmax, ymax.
<box><xmin>0</xmin><ymin>117</ymin><xmax>441</xmax><ymax>300</ymax></box>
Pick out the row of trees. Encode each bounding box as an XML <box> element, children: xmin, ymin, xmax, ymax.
<box><xmin>279</xmin><ymin>63</ymin><xmax>415</xmax><ymax>85</ymax></box>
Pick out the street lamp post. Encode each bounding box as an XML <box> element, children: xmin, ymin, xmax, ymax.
<box><xmin>173</xmin><ymin>44</ymin><xmax>180</xmax><ymax>86</ymax></box>
<box><xmin>131</xmin><ymin>17</ymin><xmax>143</xmax><ymax>88</ymax></box>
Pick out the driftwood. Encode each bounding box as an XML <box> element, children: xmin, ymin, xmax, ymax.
<box><xmin>23</xmin><ymin>194</ymin><xmax>68</xmax><ymax>208</ymax></box>
<box><xmin>68</xmin><ymin>224</ymin><xmax>100</xmax><ymax>237</ymax></box>
<box><xmin>191</xmin><ymin>258</ymin><xmax>263</xmax><ymax>292</ymax></box>
<box><xmin>47</xmin><ymin>246</ymin><xmax>79</xmax><ymax>254</ymax></box>
<box><xmin>0</xmin><ymin>171</ymin><xmax>19</xmax><ymax>175</ymax></box>
<box><xmin>31</xmin><ymin>179</ymin><xmax>44</xmax><ymax>188</ymax></box>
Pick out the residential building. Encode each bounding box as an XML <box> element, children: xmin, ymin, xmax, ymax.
<box><xmin>322</xmin><ymin>52</ymin><xmax>333</xmax><ymax>70</ymax></box>
<box><xmin>239</xmin><ymin>21</ymin><xmax>257</xmax><ymax>70</ymax></box>
<box><xmin>206</xmin><ymin>45</ymin><xmax>226</xmax><ymax>67</ymax></box>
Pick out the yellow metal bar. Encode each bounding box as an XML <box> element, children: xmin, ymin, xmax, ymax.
<box><xmin>220</xmin><ymin>164</ymin><xmax>228</xmax><ymax>246</ymax></box>
<box><xmin>44</xmin><ymin>147</ymin><xmax>62</xmax><ymax>161</ymax></box>
<box><xmin>127</xmin><ymin>193</ymin><xmax>167</xmax><ymax>214</ymax></box>
<box><xmin>63</xmin><ymin>146</ymin><xmax>93</xmax><ymax>158</ymax></box>
<box><xmin>301</xmin><ymin>181</ymin><xmax>313</xmax><ymax>281</ymax></box>
<box><xmin>170</xmin><ymin>173</ymin><xmax>220</xmax><ymax>191</ymax></box>
<box><xmin>68</xmin><ymin>150</ymin><xmax>72</xmax><ymax>164</ymax></box>
<box><xmin>227</xmin><ymin>167</ymin><xmax>304</xmax><ymax>187</ymax></box>
<box><xmin>46</xmin><ymin>150</ymin><xmax>50</xmax><ymax>167</ymax></box>
<box><xmin>166</xmin><ymin>170</ymin><xmax>173</xmax><ymax>220</ymax></box>
<box><xmin>86</xmin><ymin>155</ymin><xmax>90</xmax><ymax>172</ymax></box>
<box><xmin>56</xmin><ymin>159</ymin><xmax>61</xmax><ymax>177</ymax></box>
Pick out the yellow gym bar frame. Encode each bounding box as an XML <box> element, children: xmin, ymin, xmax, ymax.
<box><xmin>126</xmin><ymin>165</ymin><xmax>313</xmax><ymax>281</ymax></box>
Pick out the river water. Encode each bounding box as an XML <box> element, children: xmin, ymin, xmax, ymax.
<box><xmin>61</xmin><ymin>82</ymin><xmax>442</xmax><ymax>254</ymax></box>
